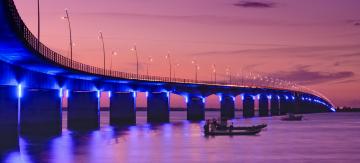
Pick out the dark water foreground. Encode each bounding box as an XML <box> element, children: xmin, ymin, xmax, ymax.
<box><xmin>1</xmin><ymin>112</ymin><xmax>360</xmax><ymax>163</ymax></box>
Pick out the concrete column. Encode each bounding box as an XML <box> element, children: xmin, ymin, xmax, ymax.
<box><xmin>258</xmin><ymin>94</ymin><xmax>269</xmax><ymax>117</ymax></box>
<box><xmin>110</xmin><ymin>92</ymin><xmax>136</xmax><ymax>125</ymax></box>
<box><xmin>147</xmin><ymin>92</ymin><xmax>169</xmax><ymax>123</ymax></box>
<box><xmin>279</xmin><ymin>96</ymin><xmax>289</xmax><ymax>115</ymax></box>
<box><xmin>187</xmin><ymin>95</ymin><xmax>205</xmax><ymax>121</ymax></box>
<box><xmin>220</xmin><ymin>95</ymin><xmax>235</xmax><ymax>119</ymax></box>
<box><xmin>0</xmin><ymin>85</ymin><xmax>19</xmax><ymax>146</ymax></box>
<box><xmin>20</xmin><ymin>88</ymin><xmax>62</xmax><ymax>136</ymax></box>
<box><xmin>270</xmin><ymin>96</ymin><xmax>280</xmax><ymax>116</ymax></box>
<box><xmin>68</xmin><ymin>91</ymin><xmax>99</xmax><ymax>130</ymax></box>
<box><xmin>243</xmin><ymin>94</ymin><xmax>255</xmax><ymax>118</ymax></box>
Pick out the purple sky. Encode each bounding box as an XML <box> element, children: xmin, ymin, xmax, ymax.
<box><xmin>13</xmin><ymin>0</ymin><xmax>360</xmax><ymax>107</ymax></box>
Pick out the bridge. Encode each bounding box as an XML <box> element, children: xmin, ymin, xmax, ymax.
<box><xmin>0</xmin><ymin>0</ymin><xmax>334</xmax><ymax>138</ymax></box>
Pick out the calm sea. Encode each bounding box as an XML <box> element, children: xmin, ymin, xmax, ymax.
<box><xmin>1</xmin><ymin>111</ymin><xmax>360</xmax><ymax>163</ymax></box>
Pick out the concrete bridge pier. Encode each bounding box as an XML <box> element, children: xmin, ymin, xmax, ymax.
<box><xmin>110</xmin><ymin>92</ymin><xmax>136</xmax><ymax>125</ymax></box>
<box><xmin>279</xmin><ymin>97</ymin><xmax>289</xmax><ymax>115</ymax></box>
<box><xmin>220</xmin><ymin>94</ymin><xmax>235</xmax><ymax>119</ymax></box>
<box><xmin>20</xmin><ymin>88</ymin><xmax>62</xmax><ymax>136</ymax></box>
<box><xmin>258</xmin><ymin>94</ymin><xmax>269</xmax><ymax>117</ymax></box>
<box><xmin>0</xmin><ymin>85</ymin><xmax>19</xmax><ymax>146</ymax></box>
<box><xmin>270</xmin><ymin>96</ymin><xmax>280</xmax><ymax>116</ymax></box>
<box><xmin>68</xmin><ymin>91</ymin><xmax>99</xmax><ymax>130</ymax></box>
<box><xmin>186</xmin><ymin>95</ymin><xmax>205</xmax><ymax>121</ymax></box>
<box><xmin>243</xmin><ymin>94</ymin><xmax>255</xmax><ymax>118</ymax></box>
<box><xmin>147</xmin><ymin>92</ymin><xmax>169</xmax><ymax>123</ymax></box>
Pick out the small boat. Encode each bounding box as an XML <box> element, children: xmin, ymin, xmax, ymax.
<box><xmin>217</xmin><ymin>123</ymin><xmax>267</xmax><ymax>131</ymax></box>
<box><xmin>281</xmin><ymin>115</ymin><xmax>303</xmax><ymax>121</ymax></box>
<box><xmin>205</xmin><ymin>129</ymin><xmax>261</xmax><ymax>136</ymax></box>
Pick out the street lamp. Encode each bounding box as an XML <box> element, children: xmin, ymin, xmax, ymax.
<box><xmin>146</xmin><ymin>56</ymin><xmax>153</xmax><ymax>76</ymax></box>
<box><xmin>62</xmin><ymin>8</ymin><xmax>73</xmax><ymax>67</ymax></box>
<box><xmin>212</xmin><ymin>64</ymin><xmax>216</xmax><ymax>83</ymax></box>
<box><xmin>226</xmin><ymin>66</ymin><xmax>231</xmax><ymax>84</ymax></box>
<box><xmin>110</xmin><ymin>51</ymin><xmax>117</xmax><ymax>74</ymax></box>
<box><xmin>130</xmin><ymin>45</ymin><xmax>139</xmax><ymax>79</ymax></box>
<box><xmin>165</xmin><ymin>52</ymin><xmax>172</xmax><ymax>81</ymax></box>
<box><xmin>173</xmin><ymin>63</ymin><xmax>180</xmax><ymax>79</ymax></box>
<box><xmin>98</xmin><ymin>31</ymin><xmax>106</xmax><ymax>74</ymax></box>
<box><xmin>37</xmin><ymin>0</ymin><xmax>40</xmax><ymax>51</ymax></box>
<box><xmin>191</xmin><ymin>60</ymin><xmax>199</xmax><ymax>82</ymax></box>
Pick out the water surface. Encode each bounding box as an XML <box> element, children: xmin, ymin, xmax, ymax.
<box><xmin>2</xmin><ymin>112</ymin><xmax>360</xmax><ymax>163</ymax></box>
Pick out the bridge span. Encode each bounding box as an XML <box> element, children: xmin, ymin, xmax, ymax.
<box><xmin>0</xmin><ymin>0</ymin><xmax>334</xmax><ymax>138</ymax></box>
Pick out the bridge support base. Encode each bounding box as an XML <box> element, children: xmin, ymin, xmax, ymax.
<box><xmin>270</xmin><ymin>96</ymin><xmax>280</xmax><ymax>116</ymax></box>
<box><xmin>147</xmin><ymin>92</ymin><xmax>169</xmax><ymax>123</ymax></box>
<box><xmin>280</xmin><ymin>97</ymin><xmax>289</xmax><ymax>115</ymax></box>
<box><xmin>259</xmin><ymin>94</ymin><xmax>269</xmax><ymax>117</ymax></box>
<box><xmin>68</xmin><ymin>91</ymin><xmax>99</xmax><ymax>130</ymax></box>
<box><xmin>221</xmin><ymin>95</ymin><xmax>235</xmax><ymax>119</ymax></box>
<box><xmin>0</xmin><ymin>85</ymin><xmax>19</xmax><ymax>146</ymax></box>
<box><xmin>110</xmin><ymin>92</ymin><xmax>136</xmax><ymax>125</ymax></box>
<box><xmin>243</xmin><ymin>94</ymin><xmax>255</xmax><ymax>118</ymax></box>
<box><xmin>187</xmin><ymin>96</ymin><xmax>205</xmax><ymax>121</ymax></box>
<box><xmin>20</xmin><ymin>88</ymin><xmax>62</xmax><ymax>136</ymax></box>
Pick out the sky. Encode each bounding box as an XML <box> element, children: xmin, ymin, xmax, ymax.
<box><xmin>13</xmin><ymin>0</ymin><xmax>360</xmax><ymax>108</ymax></box>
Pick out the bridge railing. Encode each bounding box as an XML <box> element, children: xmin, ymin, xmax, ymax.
<box><xmin>5</xmin><ymin>0</ymin><xmax>334</xmax><ymax>106</ymax></box>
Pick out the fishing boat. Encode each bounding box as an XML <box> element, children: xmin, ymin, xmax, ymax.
<box><xmin>217</xmin><ymin>123</ymin><xmax>267</xmax><ymax>131</ymax></box>
<box><xmin>205</xmin><ymin>128</ymin><xmax>261</xmax><ymax>136</ymax></box>
<box><xmin>281</xmin><ymin>114</ymin><xmax>303</xmax><ymax>121</ymax></box>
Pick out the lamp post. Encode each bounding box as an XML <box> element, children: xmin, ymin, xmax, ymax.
<box><xmin>110</xmin><ymin>51</ymin><xmax>117</xmax><ymax>75</ymax></box>
<box><xmin>212</xmin><ymin>64</ymin><xmax>216</xmax><ymax>83</ymax></box>
<box><xmin>191</xmin><ymin>60</ymin><xmax>199</xmax><ymax>82</ymax></box>
<box><xmin>37</xmin><ymin>0</ymin><xmax>40</xmax><ymax>51</ymax></box>
<box><xmin>226</xmin><ymin>66</ymin><xmax>231</xmax><ymax>84</ymax></box>
<box><xmin>62</xmin><ymin>9</ymin><xmax>73</xmax><ymax>67</ymax></box>
<box><xmin>130</xmin><ymin>45</ymin><xmax>139</xmax><ymax>79</ymax></box>
<box><xmin>165</xmin><ymin>52</ymin><xmax>172</xmax><ymax>81</ymax></box>
<box><xmin>98</xmin><ymin>31</ymin><xmax>106</xmax><ymax>74</ymax></box>
<box><xmin>146</xmin><ymin>56</ymin><xmax>153</xmax><ymax>76</ymax></box>
<box><xmin>173</xmin><ymin>63</ymin><xmax>180</xmax><ymax>79</ymax></box>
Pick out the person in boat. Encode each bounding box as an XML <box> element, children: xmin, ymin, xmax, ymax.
<box><xmin>204</xmin><ymin>120</ymin><xmax>210</xmax><ymax>134</ymax></box>
<box><xmin>229</xmin><ymin>122</ymin><xmax>234</xmax><ymax>133</ymax></box>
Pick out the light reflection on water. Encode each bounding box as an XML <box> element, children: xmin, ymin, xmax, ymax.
<box><xmin>1</xmin><ymin>112</ymin><xmax>360</xmax><ymax>163</ymax></box>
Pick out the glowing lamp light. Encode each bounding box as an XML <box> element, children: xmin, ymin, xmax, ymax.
<box><xmin>97</xmin><ymin>90</ymin><xmax>101</xmax><ymax>98</ymax></box>
<box><xmin>132</xmin><ymin>92</ymin><xmax>136</xmax><ymax>98</ymax></box>
<box><xmin>202</xmin><ymin>97</ymin><xmax>206</xmax><ymax>103</ymax></box>
<box><xmin>185</xmin><ymin>96</ymin><xmax>189</xmax><ymax>103</ymax></box>
<box><xmin>285</xmin><ymin>96</ymin><xmax>289</xmax><ymax>100</ymax></box>
<box><xmin>219</xmin><ymin>95</ymin><xmax>222</xmax><ymax>102</ymax></box>
<box><xmin>291</xmin><ymin>96</ymin><xmax>295</xmax><ymax>100</ymax></box>
<box><xmin>267</xmin><ymin>95</ymin><xmax>272</xmax><ymax>100</ymax></box>
<box><xmin>108</xmin><ymin>91</ymin><xmax>111</xmax><ymax>98</ymax></box>
<box><xmin>59</xmin><ymin>88</ymin><xmax>63</xmax><ymax>98</ymax></box>
<box><xmin>145</xmin><ymin>92</ymin><xmax>149</xmax><ymax>97</ymax></box>
<box><xmin>65</xmin><ymin>90</ymin><xmax>69</xmax><ymax>98</ymax></box>
<box><xmin>277</xmin><ymin>96</ymin><xmax>280</xmax><ymax>100</ymax></box>
<box><xmin>232</xmin><ymin>96</ymin><xmax>236</xmax><ymax>101</ymax></box>
<box><xmin>241</xmin><ymin>95</ymin><xmax>244</xmax><ymax>100</ymax></box>
<box><xmin>17</xmin><ymin>84</ymin><xmax>22</xmax><ymax>98</ymax></box>
<box><xmin>252</xmin><ymin>96</ymin><xmax>255</xmax><ymax>100</ymax></box>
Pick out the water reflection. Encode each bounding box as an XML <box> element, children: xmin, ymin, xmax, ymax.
<box><xmin>1</xmin><ymin>112</ymin><xmax>360</xmax><ymax>162</ymax></box>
